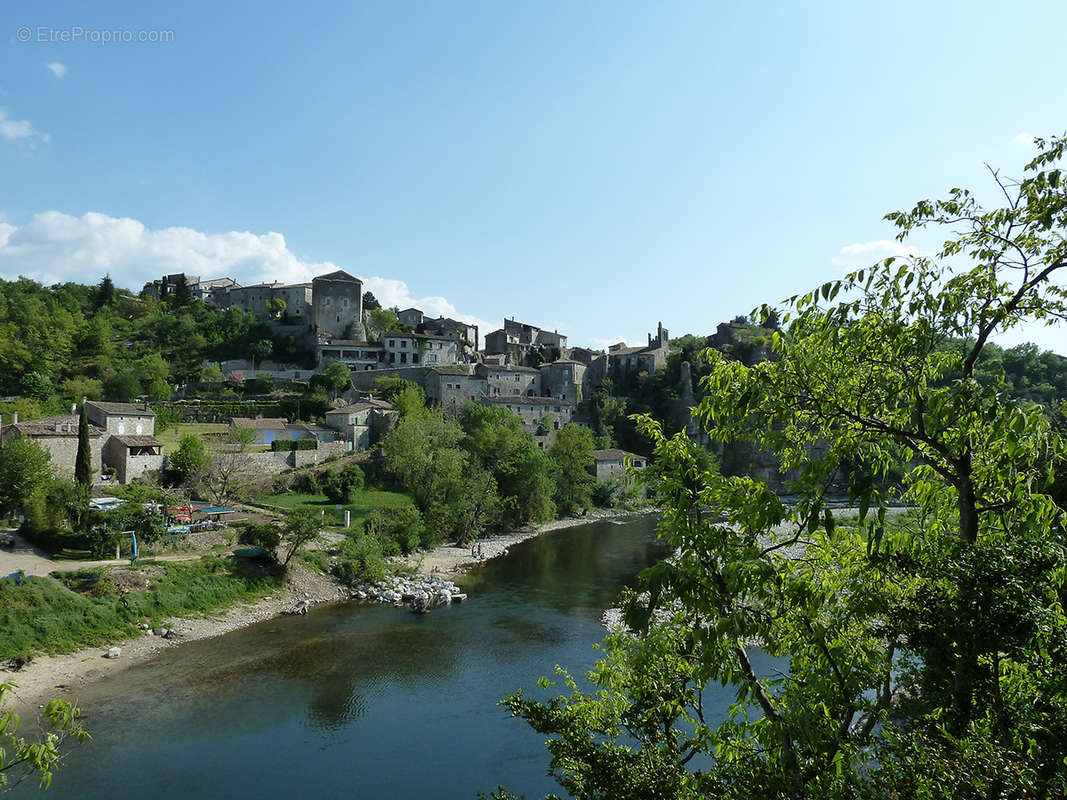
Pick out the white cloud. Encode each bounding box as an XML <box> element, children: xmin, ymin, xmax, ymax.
<box><xmin>46</xmin><ymin>61</ymin><xmax>68</xmax><ymax>79</ymax></box>
<box><xmin>831</xmin><ymin>239</ymin><xmax>919</xmax><ymax>269</ymax></box>
<box><xmin>0</xmin><ymin>108</ymin><xmax>49</xmax><ymax>144</ymax></box>
<box><xmin>0</xmin><ymin>209</ymin><xmax>490</xmax><ymax>328</ymax></box>
<box><xmin>1015</xmin><ymin>131</ymin><xmax>1035</xmax><ymax>146</ymax></box>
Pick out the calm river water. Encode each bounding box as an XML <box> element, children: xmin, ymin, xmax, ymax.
<box><xmin>18</xmin><ymin>516</ymin><xmax>691</xmax><ymax>799</ymax></box>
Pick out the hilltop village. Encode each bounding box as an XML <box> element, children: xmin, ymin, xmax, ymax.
<box><xmin>120</xmin><ymin>269</ymin><xmax>671</xmax><ymax>463</ymax></box>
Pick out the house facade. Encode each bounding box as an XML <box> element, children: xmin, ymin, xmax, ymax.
<box><xmin>324</xmin><ymin>400</ymin><xmax>395</xmax><ymax>449</ymax></box>
<box><xmin>0</xmin><ymin>414</ymin><xmax>106</xmax><ymax>480</ymax></box>
<box><xmin>592</xmin><ymin>449</ymin><xmax>647</xmax><ymax>483</ymax></box>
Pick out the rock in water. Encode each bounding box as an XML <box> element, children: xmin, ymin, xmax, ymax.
<box><xmin>106</xmin><ymin>646</ymin><xmax>121</xmax><ymax>659</ymax></box>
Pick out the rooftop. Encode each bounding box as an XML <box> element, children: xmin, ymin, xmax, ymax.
<box><xmin>231</xmin><ymin>417</ymin><xmax>289</xmax><ymax>429</ymax></box>
<box><xmin>593</xmin><ymin>448</ymin><xmax>640</xmax><ymax>461</ymax></box>
<box><xmin>11</xmin><ymin>415</ymin><xmax>104</xmax><ymax>437</ymax></box>
<box><xmin>85</xmin><ymin>401</ymin><xmax>156</xmax><ymax>417</ymax></box>
<box><xmin>114</xmin><ymin>435</ymin><xmax>164</xmax><ymax>448</ymax></box>
<box><xmin>484</xmin><ymin>395</ymin><xmax>573</xmax><ymax>407</ymax></box>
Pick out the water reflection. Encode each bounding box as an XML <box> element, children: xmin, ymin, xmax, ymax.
<box><xmin>18</xmin><ymin>517</ymin><xmax>672</xmax><ymax>800</ymax></box>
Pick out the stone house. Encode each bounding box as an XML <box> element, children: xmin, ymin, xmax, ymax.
<box><xmin>485</xmin><ymin>317</ymin><xmax>567</xmax><ymax>363</ymax></box>
<box><xmin>317</xmin><ymin>339</ymin><xmax>385</xmax><ymax>370</ymax></box>
<box><xmin>0</xmin><ymin>414</ymin><xmax>105</xmax><ymax>480</ymax></box>
<box><xmin>222</xmin><ymin>281</ymin><xmax>313</xmax><ymax>322</ymax></box>
<box><xmin>591</xmin><ymin>449</ymin><xmax>647</xmax><ymax>483</ymax></box>
<box><xmin>104</xmin><ymin>435</ymin><xmax>164</xmax><ymax>484</ymax></box>
<box><xmin>418</xmin><ymin>315</ymin><xmax>479</xmax><ymax>357</ymax></box>
<box><xmin>313</xmin><ymin>270</ymin><xmax>364</xmax><ymax>339</ymax></box>
<box><xmin>381</xmin><ymin>333</ymin><xmax>458</xmax><ymax>367</ymax></box>
<box><xmin>475</xmin><ymin>363</ymin><xmax>541</xmax><ymax>398</ymax></box>
<box><xmin>539</xmin><ymin>360</ymin><xmax>586</xmax><ymax>404</ymax></box>
<box><xmin>82</xmin><ymin>401</ymin><xmax>164</xmax><ymax>484</ymax></box>
<box><xmin>229</xmin><ymin>417</ymin><xmax>290</xmax><ymax>445</ymax></box>
<box><xmin>607</xmin><ymin>322</ymin><xmax>670</xmax><ymax>377</ymax></box>
<box><xmin>480</xmin><ymin>395</ymin><xmax>574</xmax><ymax>447</ymax></box>
<box><xmin>84</xmin><ymin>401</ymin><xmax>156</xmax><ymax>437</ymax></box>
<box><xmin>423</xmin><ymin>367</ymin><xmax>483</xmax><ymax>414</ymax></box>
<box><xmin>397</xmin><ymin>308</ymin><xmax>424</xmax><ymax>328</ymax></box>
<box><xmin>324</xmin><ymin>400</ymin><xmax>396</xmax><ymax>449</ymax></box>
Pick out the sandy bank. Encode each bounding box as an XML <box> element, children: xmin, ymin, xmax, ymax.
<box><xmin>2</xmin><ymin>561</ymin><xmax>346</xmax><ymax>717</ymax></box>
<box><xmin>397</xmin><ymin>508</ymin><xmax>658</xmax><ymax>579</ymax></box>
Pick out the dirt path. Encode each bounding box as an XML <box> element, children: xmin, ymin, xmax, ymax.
<box><xmin>0</xmin><ymin>531</ymin><xmax>213</xmax><ymax>577</ymax></box>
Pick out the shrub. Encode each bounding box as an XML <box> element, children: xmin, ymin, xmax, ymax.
<box><xmin>322</xmin><ymin>463</ymin><xmax>365</xmax><ymax>504</ymax></box>
<box><xmin>270</xmin><ymin>439</ymin><xmax>318</xmax><ymax>452</ymax></box>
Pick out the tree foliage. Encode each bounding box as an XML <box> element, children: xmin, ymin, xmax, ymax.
<box><xmin>0</xmin><ymin>682</ymin><xmax>89</xmax><ymax>793</ymax></box>
<box><xmin>499</xmin><ymin>136</ymin><xmax>1067</xmax><ymax>799</ymax></box>
<box><xmin>0</xmin><ymin>439</ymin><xmax>53</xmax><ymax>517</ymax></box>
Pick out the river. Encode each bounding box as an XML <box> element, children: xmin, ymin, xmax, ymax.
<box><xmin>16</xmin><ymin>516</ymin><xmax>694</xmax><ymax>799</ymax></box>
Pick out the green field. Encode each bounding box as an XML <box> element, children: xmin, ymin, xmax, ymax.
<box><xmin>154</xmin><ymin>422</ymin><xmax>230</xmax><ymax>451</ymax></box>
<box><xmin>256</xmin><ymin>488</ymin><xmax>414</xmax><ymax>528</ymax></box>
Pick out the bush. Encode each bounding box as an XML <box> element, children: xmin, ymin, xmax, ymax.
<box><xmin>331</xmin><ymin>533</ymin><xmax>387</xmax><ymax>585</ymax></box>
<box><xmin>362</xmin><ymin>504</ymin><xmax>427</xmax><ymax>555</ymax></box>
<box><xmin>592</xmin><ymin>480</ymin><xmax>620</xmax><ymax>508</ymax></box>
<box><xmin>322</xmin><ymin>463</ymin><xmax>365</xmax><ymax>504</ymax></box>
<box><xmin>238</xmin><ymin>522</ymin><xmax>282</xmax><ymax>556</ymax></box>
<box><xmin>270</xmin><ymin>439</ymin><xmax>318</xmax><ymax>452</ymax></box>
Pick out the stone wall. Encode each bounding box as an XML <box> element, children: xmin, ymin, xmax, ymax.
<box><xmin>245</xmin><ymin>440</ymin><xmax>350</xmax><ymax>474</ymax></box>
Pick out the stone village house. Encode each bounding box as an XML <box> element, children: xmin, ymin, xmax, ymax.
<box><xmin>1</xmin><ymin>401</ymin><xmax>163</xmax><ymax>485</ymax></box>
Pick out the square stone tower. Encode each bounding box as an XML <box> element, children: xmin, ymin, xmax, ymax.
<box><xmin>312</xmin><ymin>270</ymin><xmax>365</xmax><ymax>339</ymax></box>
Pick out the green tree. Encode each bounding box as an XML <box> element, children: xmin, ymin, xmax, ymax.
<box><xmin>102</xmin><ymin>371</ymin><xmax>141</xmax><ymax>403</ymax></box>
<box><xmin>146</xmin><ymin>376</ymin><xmax>171</xmax><ymax>401</ymax></box>
<box><xmin>0</xmin><ymin>439</ymin><xmax>53</xmax><ymax>517</ymax></box>
<box><xmin>498</xmin><ymin>136</ymin><xmax>1067</xmax><ymax>799</ymax></box>
<box><xmin>93</xmin><ymin>274</ymin><xmax>116</xmax><ymax>310</ymax></box>
<box><xmin>238</xmin><ymin>521</ymin><xmax>282</xmax><ymax>556</ymax></box>
<box><xmin>251</xmin><ymin>339</ymin><xmax>273</xmax><ymax>371</ymax></box>
<box><xmin>18</xmin><ymin>372</ymin><xmax>53</xmax><ymax>401</ymax></box>
<box><xmin>372</xmin><ymin>376</ymin><xmax>426</xmax><ymax>418</ymax></box>
<box><xmin>167</xmin><ymin>434</ymin><xmax>212</xmax><ymax>488</ymax></box>
<box><xmin>280</xmin><ymin>507</ymin><xmax>321</xmax><ymax>567</ymax></box>
<box><xmin>311</xmin><ymin>362</ymin><xmax>353</xmax><ymax>400</ymax></box>
<box><xmin>381</xmin><ymin>410</ymin><xmax>493</xmax><ymax>542</ymax></box>
<box><xmin>200</xmin><ymin>363</ymin><xmax>224</xmax><ymax>383</ymax></box>
<box><xmin>0</xmin><ymin>682</ymin><xmax>90</xmax><ymax>792</ymax></box>
<box><xmin>462</xmin><ymin>404</ymin><xmax>557</xmax><ymax>526</ymax></box>
<box><xmin>321</xmin><ymin>463</ymin><xmax>365</xmax><ymax>504</ymax></box>
<box><xmin>549</xmin><ymin>424</ymin><xmax>596</xmax><ymax>516</ymax></box>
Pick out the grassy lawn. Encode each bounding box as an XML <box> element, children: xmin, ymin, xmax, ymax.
<box><xmin>0</xmin><ymin>557</ymin><xmax>282</xmax><ymax>661</ymax></box>
<box><xmin>155</xmin><ymin>422</ymin><xmax>230</xmax><ymax>450</ymax></box>
<box><xmin>256</xmin><ymin>488</ymin><xmax>414</xmax><ymax>528</ymax></box>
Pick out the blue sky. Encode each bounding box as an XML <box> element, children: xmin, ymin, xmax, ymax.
<box><xmin>2</xmin><ymin>1</ymin><xmax>1066</xmax><ymax>351</ymax></box>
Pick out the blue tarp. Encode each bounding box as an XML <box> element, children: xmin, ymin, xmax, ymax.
<box><xmin>198</xmin><ymin>506</ymin><xmax>233</xmax><ymax>514</ymax></box>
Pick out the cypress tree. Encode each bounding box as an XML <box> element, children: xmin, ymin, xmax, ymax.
<box><xmin>75</xmin><ymin>406</ymin><xmax>92</xmax><ymax>487</ymax></box>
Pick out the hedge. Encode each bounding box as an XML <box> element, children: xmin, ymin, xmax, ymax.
<box><xmin>270</xmin><ymin>438</ymin><xmax>318</xmax><ymax>452</ymax></box>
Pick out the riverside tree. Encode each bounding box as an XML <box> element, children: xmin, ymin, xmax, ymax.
<box><xmin>495</xmin><ymin>137</ymin><xmax>1067</xmax><ymax>798</ymax></box>
<box><xmin>0</xmin><ymin>683</ymin><xmax>89</xmax><ymax>793</ymax></box>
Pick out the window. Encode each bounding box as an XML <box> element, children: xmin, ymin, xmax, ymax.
<box><xmin>389</xmin><ymin>353</ymin><xmax>396</xmax><ymax>364</ymax></box>
<box><xmin>400</xmin><ymin>340</ymin><xmax>407</xmax><ymax>348</ymax></box>
<box><xmin>387</xmin><ymin>340</ymin><xmax>395</xmax><ymax>348</ymax></box>
<box><xmin>400</xmin><ymin>352</ymin><xmax>407</xmax><ymax>364</ymax></box>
